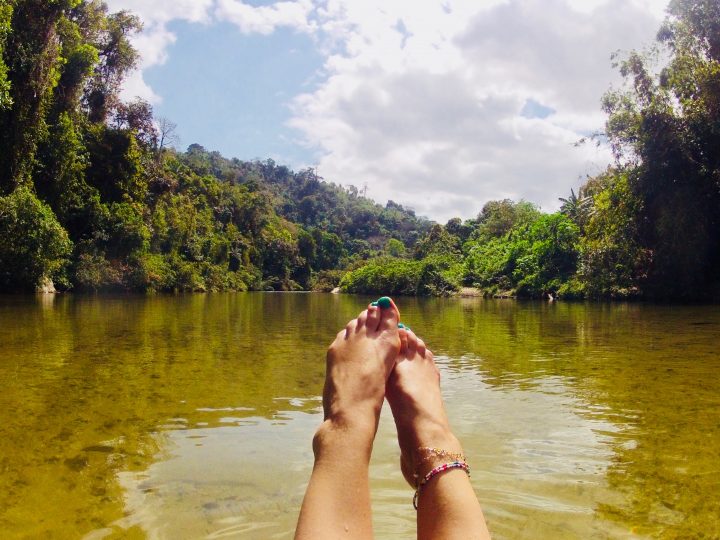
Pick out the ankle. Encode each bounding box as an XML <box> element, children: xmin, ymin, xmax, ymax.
<box><xmin>401</xmin><ymin>417</ymin><xmax>459</xmax><ymax>449</ymax></box>
<box><xmin>312</xmin><ymin>417</ymin><xmax>377</xmax><ymax>462</ymax></box>
<box><xmin>403</xmin><ymin>425</ymin><xmax>462</xmax><ymax>466</ymax></box>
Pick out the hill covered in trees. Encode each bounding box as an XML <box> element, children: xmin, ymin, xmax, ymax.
<box><xmin>1</xmin><ymin>0</ymin><xmax>719</xmax><ymax>301</ymax></box>
<box><xmin>0</xmin><ymin>0</ymin><xmax>429</xmax><ymax>293</ymax></box>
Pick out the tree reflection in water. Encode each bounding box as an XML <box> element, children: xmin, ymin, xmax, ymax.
<box><xmin>0</xmin><ymin>294</ymin><xmax>717</xmax><ymax>538</ymax></box>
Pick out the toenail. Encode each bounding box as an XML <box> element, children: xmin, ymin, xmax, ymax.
<box><xmin>370</xmin><ymin>301</ymin><xmax>379</xmax><ymax>307</ymax></box>
<box><xmin>377</xmin><ymin>297</ymin><xmax>392</xmax><ymax>309</ymax></box>
<box><xmin>398</xmin><ymin>323</ymin><xmax>405</xmax><ymax>329</ymax></box>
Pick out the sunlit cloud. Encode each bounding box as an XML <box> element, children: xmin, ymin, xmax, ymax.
<box><xmin>105</xmin><ymin>0</ymin><xmax>215</xmax><ymax>103</ymax></box>
<box><xmin>215</xmin><ymin>0</ymin><xmax>317</xmax><ymax>35</ymax></box>
<box><xmin>107</xmin><ymin>0</ymin><xmax>669</xmax><ymax>220</ymax></box>
<box><xmin>288</xmin><ymin>0</ymin><xmax>667</xmax><ymax>219</ymax></box>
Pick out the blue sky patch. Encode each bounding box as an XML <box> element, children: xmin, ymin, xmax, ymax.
<box><xmin>145</xmin><ymin>20</ymin><xmax>323</xmax><ymax>166</ymax></box>
<box><xmin>520</xmin><ymin>98</ymin><xmax>556</xmax><ymax>119</ymax></box>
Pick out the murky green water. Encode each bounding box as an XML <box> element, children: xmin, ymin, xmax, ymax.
<box><xmin>0</xmin><ymin>294</ymin><xmax>718</xmax><ymax>539</ymax></box>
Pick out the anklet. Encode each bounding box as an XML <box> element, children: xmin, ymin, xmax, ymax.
<box><xmin>413</xmin><ymin>460</ymin><xmax>470</xmax><ymax>510</ymax></box>
<box><xmin>416</xmin><ymin>446</ymin><xmax>466</xmax><ymax>465</ymax></box>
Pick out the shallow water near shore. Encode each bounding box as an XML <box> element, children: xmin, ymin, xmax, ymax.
<box><xmin>0</xmin><ymin>293</ymin><xmax>718</xmax><ymax>539</ymax></box>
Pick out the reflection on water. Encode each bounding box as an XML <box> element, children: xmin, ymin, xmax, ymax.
<box><xmin>0</xmin><ymin>294</ymin><xmax>718</xmax><ymax>539</ymax></box>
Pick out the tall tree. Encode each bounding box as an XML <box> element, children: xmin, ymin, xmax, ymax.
<box><xmin>602</xmin><ymin>0</ymin><xmax>720</xmax><ymax>298</ymax></box>
<box><xmin>84</xmin><ymin>7</ymin><xmax>139</xmax><ymax>122</ymax></box>
<box><xmin>559</xmin><ymin>188</ymin><xmax>593</xmax><ymax>232</ymax></box>
<box><xmin>0</xmin><ymin>0</ymin><xmax>76</xmax><ymax>192</ymax></box>
<box><xmin>0</xmin><ymin>0</ymin><xmax>13</xmax><ymax>111</ymax></box>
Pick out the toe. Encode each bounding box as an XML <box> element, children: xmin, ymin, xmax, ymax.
<box><xmin>377</xmin><ymin>297</ymin><xmax>400</xmax><ymax>333</ymax></box>
<box><xmin>344</xmin><ymin>318</ymin><xmax>357</xmax><ymax>338</ymax></box>
<box><xmin>416</xmin><ymin>336</ymin><xmax>427</xmax><ymax>357</ymax></box>
<box><xmin>406</xmin><ymin>329</ymin><xmax>419</xmax><ymax>356</ymax></box>
<box><xmin>356</xmin><ymin>309</ymin><xmax>369</xmax><ymax>331</ymax></box>
<box><xmin>366</xmin><ymin>304</ymin><xmax>381</xmax><ymax>331</ymax></box>
<box><xmin>388</xmin><ymin>297</ymin><xmax>401</xmax><ymax>320</ymax></box>
<box><xmin>399</xmin><ymin>328</ymin><xmax>409</xmax><ymax>354</ymax></box>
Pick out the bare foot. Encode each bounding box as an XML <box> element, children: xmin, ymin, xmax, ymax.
<box><xmin>386</xmin><ymin>328</ymin><xmax>463</xmax><ymax>487</ymax></box>
<box><xmin>296</xmin><ymin>301</ymin><xmax>401</xmax><ymax>540</ymax></box>
<box><xmin>320</xmin><ymin>300</ymin><xmax>401</xmax><ymax>439</ymax></box>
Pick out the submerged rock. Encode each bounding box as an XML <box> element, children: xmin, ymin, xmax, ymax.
<box><xmin>457</xmin><ymin>287</ymin><xmax>483</xmax><ymax>297</ymax></box>
<box><xmin>36</xmin><ymin>277</ymin><xmax>56</xmax><ymax>294</ymax></box>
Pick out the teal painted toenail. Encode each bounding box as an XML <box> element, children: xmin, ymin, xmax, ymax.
<box><xmin>398</xmin><ymin>323</ymin><xmax>405</xmax><ymax>329</ymax></box>
<box><xmin>377</xmin><ymin>297</ymin><xmax>392</xmax><ymax>309</ymax></box>
<box><xmin>405</xmin><ymin>326</ymin><xmax>412</xmax><ymax>332</ymax></box>
<box><xmin>370</xmin><ymin>301</ymin><xmax>379</xmax><ymax>307</ymax></box>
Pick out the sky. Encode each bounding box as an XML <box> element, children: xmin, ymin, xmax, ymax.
<box><xmin>104</xmin><ymin>0</ymin><xmax>670</xmax><ymax>222</ymax></box>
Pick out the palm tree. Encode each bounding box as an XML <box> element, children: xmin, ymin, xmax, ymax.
<box><xmin>559</xmin><ymin>188</ymin><xmax>593</xmax><ymax>230</ymax></box>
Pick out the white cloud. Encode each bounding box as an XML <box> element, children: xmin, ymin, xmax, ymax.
<box><xmin>106</xmin><ymin>0</ymin><xmax>669</xmax><ymax>221</ymax></box>
<box><xmin>107</xmin><ymin>0</ymin><xmax>317</xmax><ymax>102</ymax></box>
<box><xmin>105</xmin><ymin>0</ymin><xmax>215</xmax><ymax>102</ymax></box>
<box><xmin>105</xmin><ymin>0</ymin><xmax>214</xmax><ymax>26</ymax></box>
<box><xmin>286</xmin><ymin>0</ymin><xmax>668</xmax><ymax>220</ymax></box>
<box><xmin>215</xmin><ymin>0</ymin><xmax>317</xmax><ymax>34</ymax></box>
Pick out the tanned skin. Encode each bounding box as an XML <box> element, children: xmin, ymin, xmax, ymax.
<box><xmin>295</xmin><ymin>301</ymin><xmax>491</xmax><ymax>540</ymax></box>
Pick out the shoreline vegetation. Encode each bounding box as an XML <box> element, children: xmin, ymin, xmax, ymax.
<box><xmin>1</xmin><ymin>1</ymin><xmax>720</xmax><ymax>302</ymax></box>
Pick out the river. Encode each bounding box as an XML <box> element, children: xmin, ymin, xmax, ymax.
<box><xmin>0</xmin><ymin>293</ymin><xmax>718</xmax><ymax>539</ymax></box>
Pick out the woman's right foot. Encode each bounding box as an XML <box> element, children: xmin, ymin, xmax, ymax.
<box><xmin>386</xmin><ymin>328</ymin><xmax>464</xmax><ymax>487</ymax></box>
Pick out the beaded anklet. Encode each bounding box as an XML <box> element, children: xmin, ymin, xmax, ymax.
<box><xmin>413</xmin><ymin>460</ymin><xmax>470</xmax><ymax>510</ymax></box>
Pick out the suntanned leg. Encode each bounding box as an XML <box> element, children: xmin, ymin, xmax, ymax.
<box><xmin>295</xmin><ymin>301</ymin><xmax>401</xmax><ymax>540</ymax></box>
<box><xmin>387</xmin><ymin>329</ymin><xmax>492</xmax><ymax>540</ymax></box>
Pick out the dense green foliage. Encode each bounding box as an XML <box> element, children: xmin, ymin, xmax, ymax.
<box><xmin>0</xmin><ymin>186</ymin><xmax>72</xmax><ymax>289</ymax></box>
<box><xmin>340</xmin><ymin>255</ymin><xmax>462</xmax><ymax>297</ymax></box>
<box><xmin>597</xmin><ymin>0</ymin><xmax>720</xmax><ymax>299</ymax></box>
<box><xmin>343</xmin><ymin>200</ymin><xmax>581</xmax><ymax>298</ymax></box>
<box><xmin>343</xmin><ymin>0</ymin><xmax>720</xmax><ymax>300</ymax></box>
<box><xmin>464</xmin><ymin>211</ymin><xmax>580</xmax><ymax>297</ymax></box>
<box><xmin>1</xmin><ymin>0</ymin><xmax>719</xmax><ymax>301</ymax></box>
<box><xmin>0</xmin><ymin>0</ymin><xmax>428</xmax><ymax>292</ymax></box>
<box><xmin>0</xmin><ymin>1</ymin><xmax>12</xmax><ymax>110</ymax></box>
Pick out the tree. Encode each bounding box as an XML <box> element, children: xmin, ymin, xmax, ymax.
<box><xmin>414</xmin><ymin>224</ymin><xmax>460</xmax><ymax>259</ymax></box>
<box><xmin>578</xmin><ymin>172</ymin><xmax>647</xmax><ymax>297</ymax></box>
<box><xmin>602</xmin><ymin>0</ymin><xmax>720</xmax><ymax>299</ymax></box>
<box><xmin>0</xmin><ymin>186</ymin><xmax>72</xmax><ymax>290</ymax></box>
<box><xmin>313</xmin><ymin>229</ymin><xmax>345</xmax><ymax>270</ymax></box>
<box><xmin>0</xmin><ymin>1</ymin><xmax>433</xmax><ymax>293</ymax></box>
<box><xmin>156</xmin><ymin>116</ymin><xmax>179</xmax><ymax>153</ymax></box>
<box><xmin>513</xmin><ymin>213</ymin><xmax>580</xmax><ymax>296</ymax></box>
<box><xmin>84</xmin><ymin>7</ymin><xmax>140</xmax><ymax>122</ymax></box>
<box><xmin>385</xmin><ymin>238</ymin><xmax>406</xmax><ymax>258</ymax></box>
<box><xmin>0</xmin><ymin>0</ymin><xmax>13</xmax><ymax>110</ymax></box>
<box><xmin>559</xmin><ymin>188</ymin><xmax>593</xmax><ymax>231</ymax></box>
<box><xmin>34</xmin><ymin>111</ymin><xmax>95</xmax><ymax>229</ymax></box>
<box><xmin>0</xmin><ymin>0</ymin><xmax>78</xmax><ymax>192</ymax></box>
<box><xmin>112</xmin><ymin>99</ymin><xmax>157</xmax><ymax>147</ymax></box>
<box><xmin>445</xmin><ymin>217</ymin><xmax>473</xmax><ymax>243</ymax></box>
<box><xmin>464</xmin><ymin>211</ymin><xmax>580</xmax><ymax>297</ymax></box>
<box><xmin>473</xmin><ymin>199</ymin><xmax>540</xmax><ymax>241</ymax></box>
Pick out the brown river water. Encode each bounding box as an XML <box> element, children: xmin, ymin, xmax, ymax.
<box><xmin>0</xmin><ymin>293</ymin><xmax>718</xmax><ymax>539</ymax></box>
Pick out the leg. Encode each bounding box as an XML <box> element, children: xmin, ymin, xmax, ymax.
<box><xmin>387</xmin><ymin>329</ymin><xmax>492</xmax><ymax>540</ymax></box>
<box><xmin>295</xmin><ymin>301</ymin><xmax>401</xmax><ymax>540</ymax></box>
